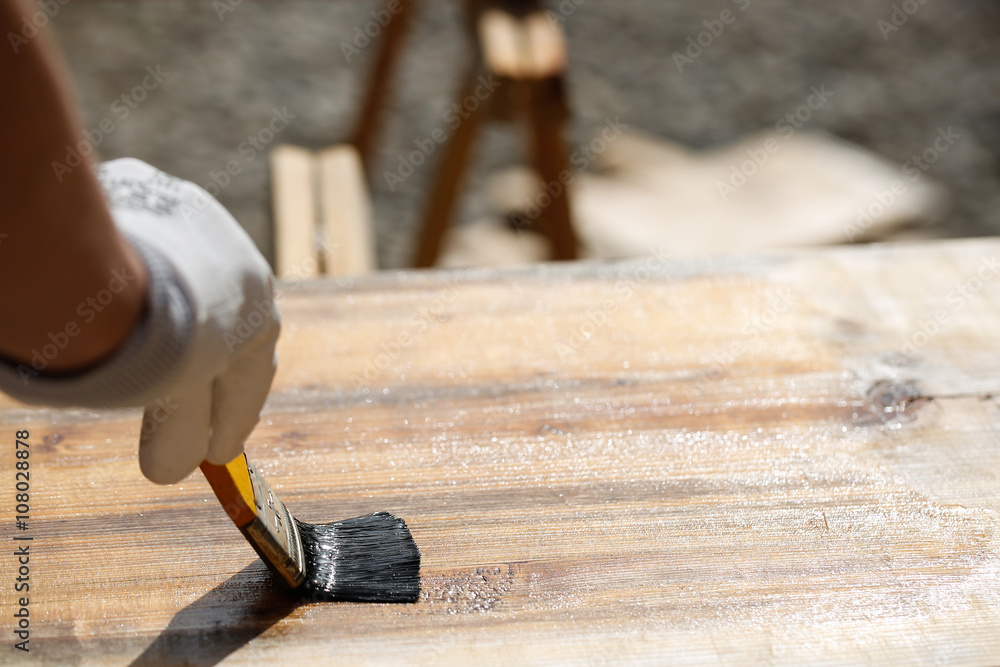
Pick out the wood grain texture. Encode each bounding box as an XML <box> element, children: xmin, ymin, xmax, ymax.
<box><xmin>3</xmin><ymin>239</ymin><xmax>1000</xmax><ymax>665</ymax></box>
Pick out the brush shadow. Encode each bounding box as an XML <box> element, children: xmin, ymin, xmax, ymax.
<box><xmin>130</xmin><ymin>561</ymin><xmax>300</xmax><ymax>667</ymax></box>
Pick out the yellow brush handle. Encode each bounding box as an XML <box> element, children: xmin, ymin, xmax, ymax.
<box><xmin>201</xmin><ymin>454</ymin><xmax>308</xmax><ymax>588</ymax></box>
<box><xmin>200</xmin><ymin>454</ymin><xmax>258</xmax><ymax>528</ymax></box>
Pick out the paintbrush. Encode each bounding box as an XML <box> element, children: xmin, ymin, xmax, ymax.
<box><xmin>200</xmin><ymin>453</ymin><xmax>420</xmax><ymax>602</ymax></box>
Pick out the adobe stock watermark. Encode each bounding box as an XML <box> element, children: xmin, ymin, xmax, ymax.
<box><xmin>672</xmin><ymin>0</ymin><xmax>751</xmax><ymax>73</ymax></box>
<box><xmin>138</xmin><ymin>397</ymin><xmax>180</xmax><ymax>438</ymax></box>
<box><xmin>213</xmin><ymin>232</ymin><xmax>337</xmax><ymax>354</ymax></box>
<box><xmin>201</xmin><ymin>107</ymin><xmax>295</xmax><ymax>197</ymax></box>
<box><xmin>178</xmin><ymin>107</ymin><xmax>296</xmax><ymax>222</ymax></box>
<box><xmin>844</xmin><ymin>126</ymin><xmax>961</xmax><ymax>242</ymax></box>
<box><xmin>213</xmin><ymin>0</ymin><xmax>245</xmax><ymax>21</ymax></box>
<box><xmin>350</xmin><ymin>280</ymin><xmax>463</xmax><ymax>390</ymax></box>
<box><xmin>545</xmin><ymin>0</ymin><xmax>587</xmax><ymax>25</ymax></box>
<box><xmin>117</xmin><ymin>393</ymin><xmax>182</xmax><ymax>449</ymax></box>
<box><xmin>877</xmin><ymin>0</ymin><xmax>930</xmax><ymax>41</ymax></box>
<box><xmin>689</xmin><ymin>287</ymin><xmax>798</xmax><ymax>394</ymax></box>
<box><xmin>222</xmin><ymin>297</ymin><xmax>279</xmax><ymax>354</ymax></box>
<box><xmin>216</xmin><ymin>234</ymin><xmax>332</xmax><ymax>356</ymax></box>
<box><xmin>716</xmin><ymin>84</ymin><xmax>834</xmax><ymax>201</ymax></box>
<box><xmin>14</xmin><ymin>266</ymin><xmax>140</xmax><ymax>384</ymax></box>
<box><xmin>554</xmin><ymin>245</ymin><xmax>671</xmax><ymax>359</ymax></box>
<box><xmin>888</xmin><ymin>255</ymin><xmax>999</xmax><ymax>365</ymax></box>
<box><xmin>383</xmin><ymin>74</ymin><xmax>501</xmax><ymax>192</ymax></box>
<box><xmin>51</xmin><ymin>65</ymin><xmax>171</xmax><ymax>182</ymax></box>
<box><xmin>190</xmin><ymin>243</ymin><xmax>334</xmax><ymax>361</ymax></box>
<box><xmin>513</xmin><ymin>116</ymin><xmax>629</xmax><ymax>230</ymax></box>
<box><xmin>7</xmin><ymin>0</ymin><xmax>72</xmax><ymax>53</ymax></box>
<box><xmin>340</xmin><ymin>0</ymin><xmax>415</xmax><ymax>63</ymax></box>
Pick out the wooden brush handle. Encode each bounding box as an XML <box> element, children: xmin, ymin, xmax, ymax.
<box><xmin>200</xmin><ymin>454</ymin><xmax>258</xmax><ymax>528</ymax></box>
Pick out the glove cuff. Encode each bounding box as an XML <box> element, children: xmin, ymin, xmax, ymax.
<box><xmin>0</xmin><ymin>234</ymin><xmax>193</xmax><ymax>408</ymax></box>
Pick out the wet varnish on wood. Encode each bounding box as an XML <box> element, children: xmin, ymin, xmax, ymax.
<box><xmin>2</xmin><ymin>240</ymin><xmax>1000</xmax><ymax>665</ymax></box>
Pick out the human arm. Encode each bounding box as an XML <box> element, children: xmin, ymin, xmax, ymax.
<box><xmin>0</xmin><ymin>0</ymin><xmax>281</xmax><ymax>485</ymax></box>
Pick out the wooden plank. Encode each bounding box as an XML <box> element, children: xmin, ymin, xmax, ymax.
<box><xmin>3</xmin><ymin>239</ymin><xmax>1000</xmax><ymax>665</ymax></box>
<box><xmin>271</xmin><ymin>144</ymin><xmax>319</xmax><ymax>280</ymax></box>
<box><xmin>317</xmin><ymin>145</ymin><xmax>377</xmax><ymax>276</ymax></box>
<box><xmin>479</xmin><ymin>8</ymin><xmax>525</xmax><ymax>79</ymax></box>
<box><xmin>524</xmin><ymin>10</ymin><xmax>567</xmax><ymax>78</ymax></box>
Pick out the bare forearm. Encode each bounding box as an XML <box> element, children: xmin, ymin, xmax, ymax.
<box><xmin>0</xmin><ymin>0</ymin><xmax>147</xmax><ymax>373</ymax></box>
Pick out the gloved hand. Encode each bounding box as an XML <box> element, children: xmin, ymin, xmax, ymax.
<box><xmin>99</xmin><ymin>159</ymin><xmax>280</xmax><ymax>484</ymax></box>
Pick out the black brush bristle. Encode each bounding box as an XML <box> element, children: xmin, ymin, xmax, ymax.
<box><xmin>295</xmin><ymin>512</ymin><xmax>420</xmax><ymax>603</ymax></box>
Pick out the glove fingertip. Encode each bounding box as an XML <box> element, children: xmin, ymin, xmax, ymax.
<box><xmin>136</xmin><ymin>393</ymin><xmax>212</xmax><ymax>484</ymax></box>
<box><xmin>204</xmin><ymin>422</ymin><xmax>255</xmax><ymax>466</ymax></box>
<box><xmin>139</xmin><ymin>444</ymin><xmax>204</xmax><ymax>485</ymax></box>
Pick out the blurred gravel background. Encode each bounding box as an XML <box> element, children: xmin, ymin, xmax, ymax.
<box><xmin>49</xmin><ymin>0</ymin><xmax>1000</xmax><ymax>268</ymax></box>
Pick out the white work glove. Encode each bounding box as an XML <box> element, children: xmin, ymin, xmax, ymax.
<box><xmin>99</xmin><ymin>158</ymin><xmax>280</xmax><ymax>484</ymax></box>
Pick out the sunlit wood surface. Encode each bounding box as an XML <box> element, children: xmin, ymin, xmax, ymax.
<box><xmin>3</xmin><ymin>239</ymin><xmax>1000</xmax><ymax>665</ymax></box>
